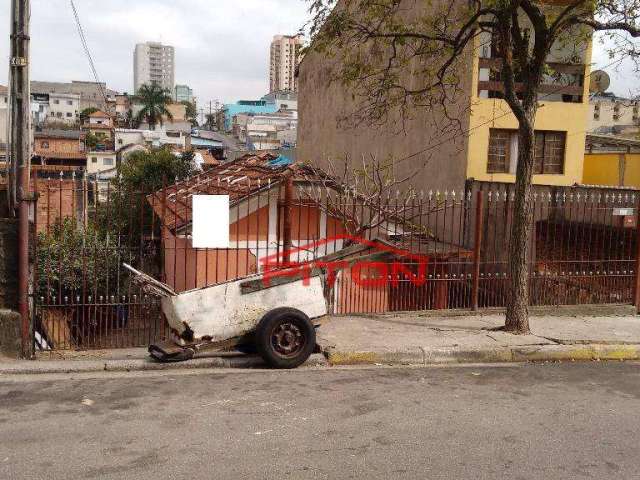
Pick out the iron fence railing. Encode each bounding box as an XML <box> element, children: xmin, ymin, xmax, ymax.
<box><xmin>33</xmin><ymin>177</ymin><xmax>640</xmax><ymax>350</ymax></box>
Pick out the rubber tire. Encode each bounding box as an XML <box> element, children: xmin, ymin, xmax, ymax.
<box><xmin>255</xmin><ymin>307</ymin><xmax>316</xmax><ymax>369</ymax></box>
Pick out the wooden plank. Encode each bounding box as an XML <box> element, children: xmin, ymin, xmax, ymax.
<box><xmin>41</xmin><ymin>309</ymin><xmax>76</xmax><ymax>349</ymax></box>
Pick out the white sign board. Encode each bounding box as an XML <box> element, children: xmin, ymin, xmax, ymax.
<box><xmin>613</xmin><ymin>208</ymin><xmax>635</xmax><ymax>217</ymax></box>
<box><xmin>192</xmin><ymin>195</ymin><xmax>230</xmax><ymax>248</ymax></box>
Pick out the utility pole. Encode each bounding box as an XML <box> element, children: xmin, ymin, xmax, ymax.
<box><xmin>8</xmin><ymin>0</ymin><xmax>32</xmax><ymax>357</ymax></box>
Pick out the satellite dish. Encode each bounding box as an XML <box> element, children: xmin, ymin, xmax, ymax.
<box><xmin>589</xmin><ymin>70</ymin><xmax>610</xmax><ymax>94</ymax></box>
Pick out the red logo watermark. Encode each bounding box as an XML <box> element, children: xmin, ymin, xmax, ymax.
<box><xmin>260</xmin><ymin>235</ymin><xmax>429</xmax><ymax>288</ymax></box>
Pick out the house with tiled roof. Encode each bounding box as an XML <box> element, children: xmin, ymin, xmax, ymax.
<box><xmin>147</xmin><ymin>153</ymin><xmax>348</xmax><ymax>292</ymax></box>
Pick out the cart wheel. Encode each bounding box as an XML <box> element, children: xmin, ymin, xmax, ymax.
<box><xmin>255</xmin><ymin>308</ymin><xmax>316</xmax><ymax>369</ymax></box>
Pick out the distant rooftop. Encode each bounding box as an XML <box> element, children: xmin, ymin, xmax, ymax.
<box><xmin>34</xmin><ymin>130</ymin><xmax>84</xmax><ymax>140</ymax></box>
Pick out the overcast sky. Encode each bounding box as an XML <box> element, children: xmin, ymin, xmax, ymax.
<box><xmin>0</xmin><ymin>1</ymin><xmax>636</xmax><ymax>105</ymax></box>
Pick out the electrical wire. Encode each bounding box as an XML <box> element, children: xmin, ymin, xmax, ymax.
<box><xmin>69</xmin><ymin>0</ymin><xmax>109</xmax><ymax>107</ymax></box>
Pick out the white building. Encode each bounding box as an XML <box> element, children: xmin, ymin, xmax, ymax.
<box><xmin>234</xmin><ymin>111</ymin><xmax>298</xmax><ymax>150</ymax></box>
<box><xmin>262</xmin><ymin>91</ymin><xmax>297</xmax><ymax>111</ymax></box>
<box><xmin>47</xmin><ymin>92</ymin><xmax>80</xmax><ymax>124</ymax></box>
<box><xmin>589</xmin><ymin>94</ymin><xmax>639</xmax><ymax>136</ymax></box>
<box><xmin>115</xmin><ymin>128</ymin><xmax>188</xmax><ymax>149</ymax></box>
<box><xmin>269</xmin><ymin>35</ymin><xmax>304</xmax><ymax>93</ymax></box>
<box><xmin>86</xmin><ymin>151</ymin><xmax>117</xmax><ymax>175</ymax></box>
<box><xmin>134</xmin><ymin>42</ymin><xmax>175</xmax><ymax>93</ymax></box>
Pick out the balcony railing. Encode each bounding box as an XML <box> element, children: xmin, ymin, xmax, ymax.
<box><xmin>478</xmin><ymin>57</ymin><xmax>585</xmax><ymax>99</ymax></box>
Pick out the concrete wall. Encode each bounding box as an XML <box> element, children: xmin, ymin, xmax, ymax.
<box><xmin>297</xmin><ymin>0</ymin><xmax>474</xmax><ymax>193</ymax></box>
<box><xmin>583</xmin><ymin>152</ymin><xmax>640</xmax><ymax>188</ymax></box>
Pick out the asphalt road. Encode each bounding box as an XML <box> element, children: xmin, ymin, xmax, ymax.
<box><xmin>1</xmin><ymin>362</ymin><xmax>640</xmax><ymax>479</ymax></box>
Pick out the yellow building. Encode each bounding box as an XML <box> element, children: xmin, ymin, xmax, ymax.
<box><xmin>582</xmin><ymin>134</ymin><xmax>640</xmax><ymax>188</ymax></box>
<box><xmin>298</xmin><ymin>2</ymin><xmax>592</xmax><ymax>192</ymax></box>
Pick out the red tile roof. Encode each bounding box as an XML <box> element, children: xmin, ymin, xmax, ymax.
<box><xmin>148</xmin><ymin>153</ymin><xmax>314</xmax><ymax>232</ymax></box>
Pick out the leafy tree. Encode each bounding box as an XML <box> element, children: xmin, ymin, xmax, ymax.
<box><xmin>84</xmin><ymin>132</ymin><xmax>99</xmax><ymax>151</ymax></box>
<box><xmin>117</xmin><ymin>148</ymin><xmax>197</xmax><ymax>192</ymax></box>
<box><xmin>306</xmin><ymin>0</ymin><xmax>640</xmax><ymax>333</ymax></box>
<box><xmin>205</xmin><ymin>113</ymin><xmax>217</xmax><ymax>130</ymax></box>
<box><xmin>36</xmin><ymin>218</ymin><xmax>123</xmax><ymax>301</ymax></box>
<box><xmin>133</xmin><ymin>83</ymin><xmax>174</xmax><ymax>130</ymax></box>
<box><xmin>180</xmin><ymin>100</ymin><xmax>198</xmax><ymax>127</ymax></box>
<box><xmin>79</xmin><ymin>107</ymin><xmax>99</xmax><ymax>124</ymax></box>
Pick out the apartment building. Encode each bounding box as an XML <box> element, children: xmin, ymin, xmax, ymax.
<box><xmin>174</xmin><ymin>84</ymin><xmax>194</xmax><ymax>103</ymax></box>
<box><xmin>31</xmin><ymin>80</ymin><xmax>117</xmax><ymax>112</ymax></box>
<box><xmin>298</xmin><ymin>5</ymin><xmax>592</xmax><ymax>192</ymax></box>
<box><xmin>134</xmin><ymin>42</ymin><xmax>175</xmax><ymax>93</ymax></box>
<box><xmin>47</xmin><ymin>93</ymin><xmax>80</xmax><ymax>125</ymax></box>
<box><xmin>589</xmin><ymin>93</ymin><xmax>639</xmax><ymax>136</ymax></box>
<box><xmin>269</xmin><ymin>35</ymin><xmax>304</xmax><ymax>93</ymax></box>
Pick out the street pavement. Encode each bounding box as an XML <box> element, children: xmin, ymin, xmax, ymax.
<box><xmin>1</xmin><ymin>362</ymin><xmax>640</xmax><ymax>479</ymax></box>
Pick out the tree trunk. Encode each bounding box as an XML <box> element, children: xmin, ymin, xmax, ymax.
<box><xmin>505</xmin><ymin>114</ymin><xmax>536</xmax><ymax>334</ymax></box>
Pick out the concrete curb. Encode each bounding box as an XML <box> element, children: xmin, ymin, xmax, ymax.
<box><xmin>0</xmin><ymin>353</ymin><xmax>328</xmax><ymax>375</ymax></box>
<box><xmin>324</xmin><ymin>344</ymin><xmax>640</xmax><ymax>366</ymax></box>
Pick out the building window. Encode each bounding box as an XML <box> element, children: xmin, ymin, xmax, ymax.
<box><xmin>67</xmin><ymin>100</ymin><xmax>73</xmax><ymax>106</ymax></box>
<box><xmin>91</xmin><ymin>157</ymin><xmax>98</xmax><ymax>163</ymax></box>
<box><xmin>487</xmin><ymin>129</ymin><xmax>511</xmax><ymax>173</ymax></box>
<box><xmin>534</xmin><ymin>131</ymin><xmax>565</xmax><ymax>174</ymax></box>
<box><xmin>53</xmin><ymin>99</ymin><xmax>59</xmax><ymax>105</ymax></box>
<box><xmin>103</xmin><ymin>158</ymin><xmax>114</xmax><ymax>166</ymax></box>
<box><xmin>56</xmin><ymin>112</ymin><xmax>62</xmax><ymax>118</ymax></box>
<box><xmin>66</xmin><ymin>112</ymin><xmax>73</xmax><ymax>118</ymax></box>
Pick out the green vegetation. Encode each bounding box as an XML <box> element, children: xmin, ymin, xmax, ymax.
<box><xmin>133</xmin><ymin>84</ymin><xmax>174</xmax><ymax>130</ymax></box>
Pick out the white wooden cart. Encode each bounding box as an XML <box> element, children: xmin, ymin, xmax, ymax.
<box><xmin>124</xmin><ymin>264</ymin><xmax>328</xmax><ymax>369</ymax></box>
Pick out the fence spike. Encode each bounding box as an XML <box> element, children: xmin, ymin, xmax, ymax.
<box><xmin>488</xmin><ymin>191</ymin><xmax>492</xmax><ymax>202</ymax></box>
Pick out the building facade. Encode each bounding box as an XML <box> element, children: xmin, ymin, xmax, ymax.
<box><xmin>298</xmin><ymin>2</ymin><xmax>592</xmax><ymax>192</ymax></box>
<box><xmin>32</xmin><ymin>130</ymin><xmax>86</xmax><ymax>167</ymax></box>
<box><xmin>269</xmin><ymin>35</ymin><xmax>304</xmax><ymax>93</ymax></box>
<box><xmin>174</xmin><ymin>84</ymin><xmax>194</xmax><ymax>103</ymax></box>
<box><xmin>583</xmin><ymin>134</ymin><xmax>640</xmax><ymax>188</ymax></box>
<box><xmin>31</xmin><ymin>80</ymin><xmax>117</xmax><ymax>112</ymax></box>
<box><xmin>47</xmin><ymin>93</ymin><xmax>81</xmax><ymax>125</ymax></box>
<box><xmin>589</xmin><ymin>93</ymin><xmax>639</xmax><ymax>136</ymax></box>
<box><xmin>134</xmin><ymin>42</ymin><xmax>175</xmax><ymax>93</ymax></box>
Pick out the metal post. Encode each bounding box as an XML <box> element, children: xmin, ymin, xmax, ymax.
<box><xmin>634</xmin><ymin>197</ymin><xmax>640</xmax><ymax>313</ymax></box>
<box><xmin>471</xmin><ymin>191</ymin><xmax>484</xmax><ymax>311</ymax></box>
<box><xmin>9</xmin><ymin>0</ymin><xmax>32</xmax><ymax>357</ymax></box>
<box><xmin>282</xmin><ymin>175</ymin><xmax>293</xmax><ymax>264</ymax></box>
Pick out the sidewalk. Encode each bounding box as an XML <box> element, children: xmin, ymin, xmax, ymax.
<box><xmin>0</xmin><ymin>348</ymin><xmax>328</xmax><ymax>375</ymax></box>
<box><xmin>317</xmin><ymin>307</ymin><xmax>640</xmax><ymax>365</ymax></box>
<box><xmin>2</xmin><ymin>307</ymin><xmax>639</xmax><ymax>374</ymax></box>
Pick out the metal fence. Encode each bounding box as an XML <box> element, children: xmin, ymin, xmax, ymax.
<box><xmin>33</xmin><ymin>177</ymin><xmax>640</xmax><ymax>350</ymax></box>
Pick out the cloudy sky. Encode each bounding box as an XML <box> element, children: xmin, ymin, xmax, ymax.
<box><xmin>0</xmin><ymin>1</ymin><xmax>636</xmax><ymax>105</ymax></box>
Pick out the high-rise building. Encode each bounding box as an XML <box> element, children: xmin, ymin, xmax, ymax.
<box><xmin>174</xmin><ymin>84</ymin><xmax>194</xmax><ymax>104</ymax></box>
<box><xmin>269</xmin><ymin>35</ymin><xmax>304</xmax><ymax>93</ymax></box>
<box><xmin>133</xmin><ymin>42</ymin><xmax>175</xmax><ymax>93</ymax></box>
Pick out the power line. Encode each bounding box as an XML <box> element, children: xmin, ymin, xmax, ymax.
<box><xmin>69</xmin><ymin>0</ymin><xmax>109</xmax><ymax>107</ymax></box>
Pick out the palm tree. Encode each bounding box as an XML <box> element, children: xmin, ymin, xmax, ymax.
<box><xmin>133</xmin><ymin>84</ymin><xmax>173</xmax><ymax>130</ymax></box>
